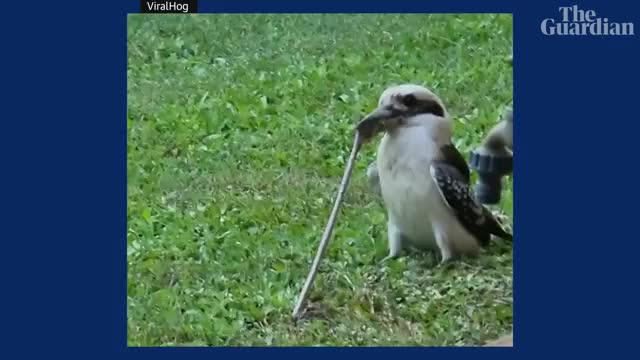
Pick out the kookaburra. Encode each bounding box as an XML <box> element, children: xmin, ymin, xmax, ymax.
<box><xmin>357</xmin><ymin>84</ymin><xmax>512</xmax><ymax>263</ymax></box>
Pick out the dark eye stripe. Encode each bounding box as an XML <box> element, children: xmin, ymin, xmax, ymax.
<box><xmin>402</xmin><ymin>94</ymin><xmax>418</xmax><ymax>107</ymax></box>
<box><xmin>416</xmin><ymin>99</ymin><xmax>445</xmax><ymax>117</ymax></box>
<box><xmin>403</xmin><ymin>97</ymin><xmax>445</xmax><ymax>117</ymax></box>
<box><xmin>394</xmin><ymin>93</ymin><xmax>446</xmax><ymax>117</ymax></box>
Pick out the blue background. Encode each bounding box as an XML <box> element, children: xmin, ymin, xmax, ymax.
<box><xmin>1</xmin><ymin>0</ymin><xmax>639</xmax><ymax>357</ymax></box>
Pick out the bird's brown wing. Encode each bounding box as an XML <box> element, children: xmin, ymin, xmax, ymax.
<box><xmin>429</xmin><ymin>161</ymin><xmax>512</xmax><ymax>246</ymax></box>
<box><xmin>439</xmin><ymin>143</ymin><xmax>470</xmax><ymax>182</ymax></box>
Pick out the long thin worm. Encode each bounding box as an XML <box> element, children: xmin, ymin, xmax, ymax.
<box><xmin>292</xmin><ymin>131</ymin><xmax>363</xmax><ymax>319</ymax></box>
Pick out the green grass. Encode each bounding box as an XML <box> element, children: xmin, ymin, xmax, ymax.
<box><xmin>127</xmin><ymin>14</ymin><xmax>513</xmax><ymax>346</ymax></box>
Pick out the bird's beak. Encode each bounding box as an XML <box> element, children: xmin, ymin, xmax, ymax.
<box><xmin>355</xmin><ymin>106</ymin><xmax>401</xmax><ymax>142</ymax></box>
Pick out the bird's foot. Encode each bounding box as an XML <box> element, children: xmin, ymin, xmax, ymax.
<box><xmin>437</xmin><ymin>259</ymin><xmax>459</xmax><ymax>270</ymax></box>
<box><xmin>379</xmin><ymin>254</ymin><xmax>398</xmax><ymax>265</ymax></box>
<box><xmin>437</xmin><ymin>249</ymin><xmax>456</xmax><ymax>267</ymax></box>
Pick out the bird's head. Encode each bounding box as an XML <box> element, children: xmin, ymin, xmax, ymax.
<box><xmin>356</xmin><ymin>84</ymin><xmax>448</xmax><ymax>142</ymax></box>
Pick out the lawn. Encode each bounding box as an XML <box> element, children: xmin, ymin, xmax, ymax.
<box><xmin>127</xmin><ymin>13</ymin><xmax>513</xmax><ymax>346</ymax></box>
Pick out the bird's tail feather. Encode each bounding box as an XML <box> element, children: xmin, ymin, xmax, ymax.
<box><xmin>484</xmin><ymin>208</ymin><xmax>513</xmax><ymax>241</ymax></box>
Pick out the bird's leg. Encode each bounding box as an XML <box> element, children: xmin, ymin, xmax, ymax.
<box><xmin>433</xmin><ymin>225</ymin><xmax>454</xmax><ymax>265</ymax></box>
<box><xmin>380</xmin><ymin>219</ymin><xmax>404</xmax><ymax>263</ymax></box>
<box><xmin>366</xmin><ymin>161</ymin><xmax>382</xmax><ymax>196</ymax></box>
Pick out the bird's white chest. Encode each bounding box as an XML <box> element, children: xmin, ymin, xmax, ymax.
<box><xmin>377</xmin><ymin>128</ymin><xmax>445</xmax><ymax>247</ymax></box>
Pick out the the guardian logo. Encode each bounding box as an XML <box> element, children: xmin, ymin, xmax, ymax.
<box><xmin>541</xmin><ymin>5</ymin><xmax>634</xmax><ymax>36</ymax></box>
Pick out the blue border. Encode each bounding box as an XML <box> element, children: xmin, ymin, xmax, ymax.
<box><xmin>2</xmin><ymin>0</ymin><xmax>639</xmax><ymax>357</ymax></box>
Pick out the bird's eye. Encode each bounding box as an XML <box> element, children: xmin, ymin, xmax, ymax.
<box><xmin>402</xmin><ymin>94</ymin><xmax>417</xmax><ymax>107</ymax></box>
